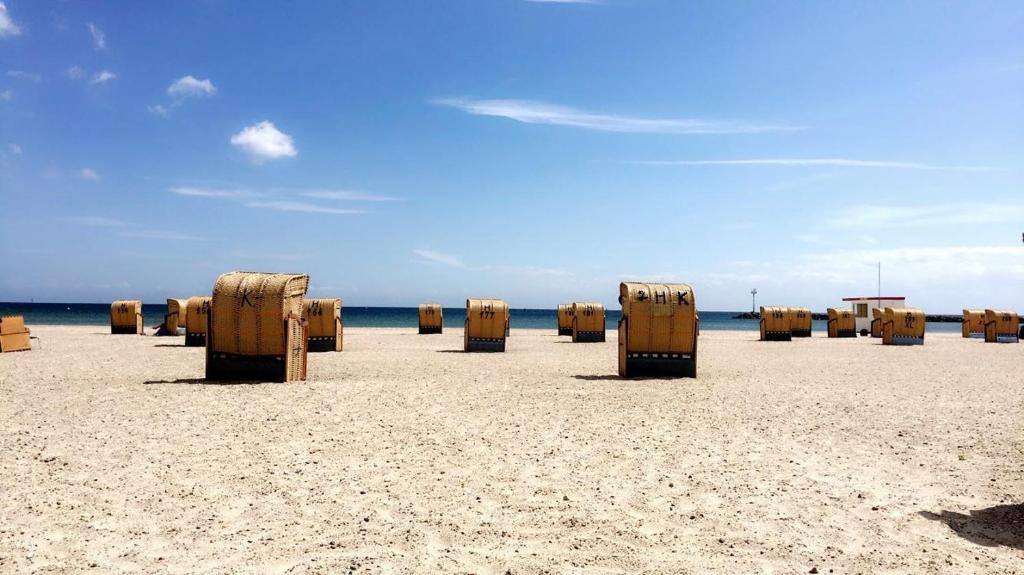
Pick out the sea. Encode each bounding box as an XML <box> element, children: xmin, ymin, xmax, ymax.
<box><xmin>0</xmin><ymin>302</ymin><xmax>963</xmax><ymax>333</ymax></box>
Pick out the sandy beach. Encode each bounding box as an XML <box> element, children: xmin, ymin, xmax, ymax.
<box><xmin>1</xmin><ymin>326</ymin><xmax>1021</xmax><ymax>573</ymax></box>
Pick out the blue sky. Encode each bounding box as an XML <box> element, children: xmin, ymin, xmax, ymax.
<box><xmin>0</xmin><ymin>1</ymin><xmax>1021</xmax><ymax>312</ymax></box>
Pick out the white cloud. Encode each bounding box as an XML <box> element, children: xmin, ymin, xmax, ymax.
<box><xmin>413</xmin><ymin>249</ymin><xmax>466</xmax><ymax>268</ymax></box>
<box><xmin>0</xmin><ymin>89</ymin><xmax>11</xmax><ymax>101</ymax></box>
<box><xmin>800</xmin><ymin>246</ymin><xmax>1024</xmax><ymax>284</ymax></box>
<box><xmin>168</xmin><ymin>75</ymin><xmax>217</xmax><ymax>99</ymax></box>
<box><xmin>119</xmin><ymin>230</ymin><xmax>205</xmax><ymax>241</ymax></box>
<box><xmin>300</xmin><ymin>190</ymin><xmax>398</xmax><ymax>201</ymax></box>
<box><xmin>245</xmin><ymin>201</ymin><xmax>363</xmax><ymax>214</ymax></box>
<box><xmin>90</xmin><ymin>70</ymin><xmax>117</xmax><ymax>84</ymax></box>
<box><xmin>633</xmin><ymin>158</ymin><xmax>997</xmax><ymax>172</ymax></box>
<box><xmin>147</xmin><ymin>104</ymin><xmax>168</xmax><ymax>117</ymax></box>
<box><xmin>0</xmin><ymin>2</ymin><xmax>21</xmax><ymax>37</ymax></box>
<box><xmin>87</xmin><ymin>22</ymin><xmax>106</xmax><ymax>50</ymax></box>
<box><xmin>230</xmin><ymin>121</ymin><xmax>297</xmax><ymax>162</ymax></box>
<box><xmin>7</xmin><ymin>70</ymin><xmax>40</xmax><ymax>82</ymax></box>
<box><xmin>169</xmin><ymin>186</ymin><xmax>255</xmax><ymax>199</ymax></box>
<box><xmin>8</xmin><ymin>143</ymin><xmax>21</xmax><ymax>154</ymax></box>
<box><xmin>65</xmin><ymin>66</ymin><xmax>85</xmax><ymax>80</ymax></box>
<box><xmin>63</xmin><ymin>216</ymin><xmax>138</xmax><ymax>228</ymax></box>
<box><xmin>80</xmin><ymin>168</ymin><xmax>100</xmax><ymax>180</ymax></box>
<box><xmin>827</xmin><ymin>202</ymin><xmax>1024</xmax><ymax>229</ymax></box>
<box><xmin>433</xmin><ymin>97</ymin><xmax>796</xmax><ymax>134</ymax></box>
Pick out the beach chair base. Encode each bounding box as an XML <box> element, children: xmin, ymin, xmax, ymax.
<box><xmin>985</xmin><ymin>335</ymin><xmax>1020</xmax><ymax>344</ymax></box>
<box><xmin>0</xmin><ymin>333</ymin><xmax>31</xmax><ymax>352</ymax></box>
<box><xmin>831</xmin><ymin>330</ymin><xmax>856</xmax><ymax>338</ymax></box>
<box><xmin>419</xmin><ymin>326</ymin><xmax>443</xmax><ymax>334</ymax></box>
<box><xmin>185</xmin><ymin>333</ymin><xmax>206</xmax><ymax>347</ymax></box>
<box><xmin>761</xmin><ymin>332</ymin><xmax>792</xmax><ymax>342</ymax></box>
<box><xmin>308</xmin><ymin>336</ymin><xmax>341</xmax><ymax>352</ymax></box>
<box><xmin>111</xmin><ymin>325</ymin><xmax>142</xmax><ymax>335</ymax></box>
<box><xmin>572</xmin><ymin>330</ymin><xmax>606</xmax><ymax>343</ymax></box>
<box><xmin>557</xmin><ymin>327</ymin><xmax>573</xmax><ymax>336</ymax></box>
<box><xmin>887</xmin><ymin>336</ymin><xmax>924</xmax><ymax>346</ymax></box>
<box><xmin>205</xmin><ymin>352</ymin><xmax>296</xmax><ymax>382</ymax></box>
<box><xmin>791</xmin><ymin>329</ymin><xmax>812</xmax><ymax>338</ymax></box>
<box><xmin>621</xmin><ymin>353</ymin><xmax>696</xmax><ymax>378</ymax></box>
<box><xmin>465</xmin><ymin>338</ymin><xmax>505</xmax><ymax>352</ymax></box>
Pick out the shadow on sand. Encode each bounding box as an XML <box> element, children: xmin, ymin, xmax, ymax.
<box><xmin>920</xmin><ymin>504</ymin><xmax>1024</xmax><ymax>550</ymax></box>
<box><xmin>573</xmin><ymin>374</ymin><xmax>622</xmax><ymax>381</ymax></box>
<box><xmin>153</xmin><ymin>344</ymin><xmax>185</xmax><ymax>348</ymax></box>
<box><xmin>143</xmin><ymin>378</ymin><xmax>271</xmax><ymax>386</ymax></box>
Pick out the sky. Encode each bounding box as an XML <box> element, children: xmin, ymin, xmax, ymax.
<box><xmin>0</xmin><ymin>0</ymin><xmax>1022</xmax><ymax>312</ymax></box>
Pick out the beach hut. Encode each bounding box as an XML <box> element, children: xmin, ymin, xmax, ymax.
<box><xmin>791</xmin><ymin>307</ymin><xmax>813</xmax><ymax>337</ymax></box>
<box><xmin>556</xmin><ymin>304</ymin><xmax>574</xmax><ymax>336</ymax></box>
<box><xmin>418</xmin><ymin>303</ymin><xmax>443</xmax><ymax>334</ymax></box>
<box><xmin>882</xmin><ymin>307</ymin><xmax>925</xmax><ymax>346</ymax></box>
<box><xmin>206</xmin><ymin>272</ymin><xmax>310</xmax><ymax>382</ymax></box>
<box><xmin>962</xmin><ymin>309</ymin><xmax>985</xmax><ymax>338</ymax></box>
<box><xmin>0</xmin><ymin>315</ymin><xmax>31</xmax><ymax>353</ymax></box>
<box><xmin>983</xmin><ymin>309</ymin><xmax>1019</xmax><ymax>343</ymax></box>
<box><xmin>870</xmin><ymin>308</ymin><xmax>884</xmax><ymax>338</ymax></box>
<box><xmin>618</xmin><ymin>282</ymin><xmax>698</xmax><ymax>378</ymax></box>
<box><xmin>465</xmin><ymin>298</ymin><xmax>509</xmax><ymax>352</ymax></box>
<box><xmin>110</xmin><ymin>300</ymin><xmax>144</xmax><ymax>335</ymax></box>
<box><xmin>759</xmin><ymin>306</ymin><xmax>792</xmax><ymax>341</ymax></box>
<box><xmin>571</xmin><ymin>302</ymin><xmax>606</xmax><ymax>342</ymax></box>
<box><xmin>185</xmin><ymin>296</ymin><xmax>211</xmax><ymax>347</ymax></box>
<box><xmin>826</xmin><ymin>308</ymin><xmax>856</xmax><ymax>338</ymax></box>
<box><xmin>843</xmin><ymin>296</ymin><xmax>906</xmax><ymax>333</ymax></box>
<box><xmin>161</xmin><ymin>298</ymin><xmax>187</xmax><ymax>334</ymax></box>
<box><xmin>303</xmin><ymin>298</ymin><xmax>343</xmax><ymax>352</ymax></box>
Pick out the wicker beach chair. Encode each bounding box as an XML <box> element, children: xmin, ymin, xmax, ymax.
<box><xmin>759</xmin><ymin>306</ymin><xmax>792</xmax><ymax>341</ymax></box>
<box><xmin>790</xmin><ymin>307</ymin><xmax>813</xmax><ymax>338</ymax></box>
<box><xmin>882</xmin><ymin>307</ymin><xmax>925</xmax><ymax>346</ymax></box>
<box><xmin>556</xmin><ymin>304</ymin><xmax>574</xmax><ymax>337</ymax></box>
<box><xmin>0</xmin><ymin>315</ymin><xmax>31</xmax><ymax>352</ymax></box>
<box><xmin>185</xmin><ymin>296</ymin><xmax>211</xmax><ymax>347</ymax></box>
<box><xmin>983</xmin><ymin>309</ymin><xmax>1019</xmax><ymax>343</ymax></box>
<box><xmin>110</xmin><ymin>300</ymin><xmax>144</xmax><ymax>335</ymax></box>
<box><xmin>962</xmin><ymin>309</ymin><xmax>985</xmax><ymax>338</ymax></box>
<box><xmin>571</xmin><ymin>302</ymin><xmax>606</xmax><ymax>343</ymax></box>
<box><xmin>618</xmin><ymin>282</ymin><xmax>698</xmax><ymax>378</ymax></box>
<box><xmin>303</xmin><ymin>298</ymin><xmax>343</xmax><ymax>352</ymax></box>
<box><xmin>826</xmin><ymin>308</ymin><xmax>856</xmax><ymax>338</ymax></box>
<box><xmin>464</xmin><ymin>299</ymin><xmax>509</xmax><ymax>352</ymax></box>
<box><xmin>418</xmin><ymin>303</ymin><xmax>443</xmax><ymax>334</ymax></box>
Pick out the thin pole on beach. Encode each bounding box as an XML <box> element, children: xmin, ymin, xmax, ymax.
<box><xmin>751</xmin><ymin>288</ymin><xmax>757</xmax><ymax>313</ymax></box>
<box><xmin>877</xmin><ymin>261</ymin><xmax>881</xmax><ymax>310</ymax></box>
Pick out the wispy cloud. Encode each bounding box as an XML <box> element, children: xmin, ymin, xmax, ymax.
<box><xmin>168</xmin><ymin>75</ymin><xmax>216</xmax><ymax>99</ymax></box>
<box><xmin>245</xmin><ymin>201</ymin><xmax>364</xmax><ymax>215</ymax></box>
<box><xmin>0</xmin><ymin>2</ymin><xmax>21</xmax><ymax>37</ymax></box>
<box><xmin>63</xmin><ymin>216</ymin><xmax>139</xmax><ymax>228</ymax></box>
<box><xmin>794</xmin><ymin>233</ymin><xmax>822</xmax><ymax>244</ymax></box>
<box><xmin>827</xmin><ymin>202</ymin><xmax>1024</xmax><ymax>229</ymax></box>
<box><xmin>413</xmin><ymin>249</ymin><xmax>466</xmax><ymax>268</ymax></box>
<box><xmin>80</xmin><ymin>168</ymin><xmax>100</xmax><ymax>180</ymax></box>
<box><xmin>119</xmin><ymin>230</ymin><xmax>206</xmax><ymax>241</ymax></box>
<box><xmin>0</xmin><ymin>89</ymin><xmax>11</xmax><ymax>101</ymax></box>
<box><xmin>90</xmin><ymin>70</ymin><xmax>117</xmax><ymax>84</ymax></box>
<box><xmin>86</xmin><ymin>22</ymin><xmax>106</xmax><ymax>50</ymax></box>
<box><xmin>299</xmin><ymin>189</ymin><xmax>399</xmax><ymax>202</ymax></box>
<box><xmin>7</xmin><ymin>70</ymin><xmax>40</xmax><ymax>82</ymax></box>
<box><xmin>434</xmin><ymin>97</ymin><xmax>797</xmax><ymax>134</ymax></box>
<box><xmin>169</xmin><ymin>186</ymin><xmax>255</xmax><ymax>199</ymax></box>
<box><xmin>632</xmin><ymin>158</ymin><xmax>998</xmax><ymax>172</ymax></box>
<box><xmin>8</xmin><ymin>143</ymin><xmax>21</xmax><ymax>154</ymax></box>
<box><xmin>147</xmin><ymin>104</ymin><xmax>169</xmax><ymax>117</ymax></box>
<box><xmin>65</xmin><ymin>66</ymin><xmax>85</xmax><ymax>80</ymax></box>
<box><xmin>231</xmin><ymin>121</ymin><xmax>297</xmax><ymax>162</ymax></box>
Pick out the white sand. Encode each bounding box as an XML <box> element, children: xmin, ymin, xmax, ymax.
<box><xmin>1</xmin><ymin>326</ymin><xmax>1022</xmax><ymax>573</ymax></box>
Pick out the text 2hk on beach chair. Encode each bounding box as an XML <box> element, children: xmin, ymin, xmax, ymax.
<box><xmin>185</xmin><ymin>296</ymin><xmax>211</xmax><ymax>347</ymax></box>
<box><xmin>303</xmin><ymin>298</ymin><xmax>343</xmax><ymax>352</ymax></box>
<box><xmin>556</xmin><ymin>304</ymin><xmax>574</xmax><ymax>336</ymax></box>
<box><xmin>759</xmin><ymin>306</ymin><xmax>791</xmax><ymax>341</ymax></box>
<box><xmin>618</xmin><ymin>282</ymin><xmax>698</xmax><ymax>378</ymax></box>
<box><xmin>464</xmin><ymin>299</ymin><xmax>509</xmax><ymax>352</ymax></box>
<box><xmin>572</xmin><ymin>302</ymin><xmax>606</xmax><ymax>342</ymax></box>
<box><xmin>882</xmin><ymin>307</ymin><xmax>925</xmax><ymax>346</ymax></box>
<box><xmin>826</xmin><ymin>308</ymin><xmax>856</xmax><ymax>338</ymax></box>
<box><xmin>983</xmin><ymin>309</ymin><xmax>1019</xmax><ymax>343</ymax></box>
<box><xmin>206</xmin><ymin>272</ymin><xmax>310</xmax><ymax>383</ymax></box>
<box><xmin>418</xmin><ymin>303</ymin><xmax>443</xmax><ymax>334</ymax></box>
<box><xmin>110</xmin><ymin>300</ymin><xmax>144</xmax><ymax>335</ymax></box>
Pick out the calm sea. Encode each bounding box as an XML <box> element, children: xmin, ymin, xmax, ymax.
<box><xmin>0</xmin><ymin>302</ymin><xmax>963</xmax><ymax>333</ymax></box>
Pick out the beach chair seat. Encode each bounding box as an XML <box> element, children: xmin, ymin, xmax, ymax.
<box><xmin>185</xmin><ymin>296</ymin><xmax>211</xmax><ymax>347</ymax></box>
<box><xmin>882</xmin><ymin>307</ymin><xmax>925</xmax><ymax>345</ymax></box>
<box><xmin>556</xmin><ymin>304</ymin><xmax>574</xmax><ymax>336</ymax></box>
<box><xmin>826</xmin><ymin>308</ymin><xmax>856</xmax><ymax>338</ymax></box>
<box><xmin>571</xmin><ymin>302</ymin><xmax>606</xmax><ymax>342</ymax></box>
<box><xmin>303</xmin><ymin>298</ymin><xmax>343</xmax><ymax>352</ymax></box>
<box><xmin>759</xmin><ymin>306</ymin><xmax>792</xmax><ymax>341</ymax></box>
<box><xmin>465</xmin><ymin>299</ymin><xmax>509</xmax><ymax>352</ymax></box>
<box><xmin>618</xmin><ymin>282</ymin><xmax>698</xmax><ymax>378</ymax></box>
<box><xmin>790</xmin><ymin>307</ymin><xmax>813</xmax><ymax>338</ymax></box>
<box><xmin>962</xmin><ymin>309</ymin><xmax>985</xmax><ymax>338</ymax></box>
<box><xmin>870</xmin><ymin>308</ymin><xmax>883</xmax><ymax>338</ymax></box>
<box><xmin>206</xmin><ymin>272</ymin><xmax>310</xmax><ymax>382</ymax></box>
<box><xmin>110</xmin><ymin>300</ymin><xmax>144</xmax><ymax>335</ymax></box>
<box><xmin>418</xmin><ymin>304</ymin><xmax>443</xmax><ymax>334</ymax></box>
<box><xmin>155</xmin><ymin>298</ymin><xmax>187</xmax><ymax>336</ymax></box>
<box><xmin>983</xmin><ymin>309</ymin><xmax>1019</xmax><ymax>343</ymax></box>
<box><xmin>0</xmin><ymin>315</ymin><xmax>31</xmax><ymax>352</ymax></box>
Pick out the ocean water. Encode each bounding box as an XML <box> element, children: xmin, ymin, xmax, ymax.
<box><xmin>0</xmin><ymin>302</ymin><xmax>963</xmax><ymax>333</ymax></box>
